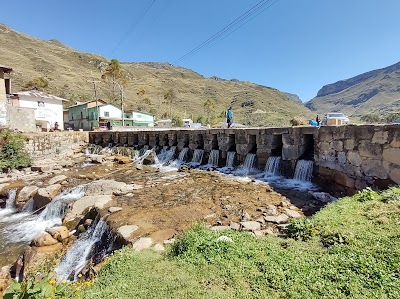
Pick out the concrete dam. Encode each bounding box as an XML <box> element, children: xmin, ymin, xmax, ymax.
<box><xmin>85</xmin><ymin>124</ymin><xmax>400</xmax><ymax>196</ymax></box>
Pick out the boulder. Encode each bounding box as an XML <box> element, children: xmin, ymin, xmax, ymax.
<box><xmin>89</xmin><ymin>154</ymin><xmax>105</xmax><ymax>164</ymax></box>
<box><xmin>132</xmin><ymin>237</ymin><xmax>153</xmax><ymax>251</ymax></box>
<box><xmin>48</xmin><ymin>175</ymin><xmax>68</xmax><ymax>185</ymax></box>
<box><xmin>85</xmin><ymin>180</ymin><xmax>134</xmax><ymax>196</ymax></box>
<box><xmin>114</xmin><ymin>155</ymin><xmax>132</xmax><ymax>164</ymax></box>
<box><xmin>142</xmin><ymin>152</ymin><xmax>156</xmax><ymax>165</ymax></box>
<box><xmin>108</xmin><ymin>207</ymin><xmax>123</xmax><ymax>213</ymax></box>
<box><xmin>45</xmin><ymin>226</ymin><xmax>70</xmax><ymax>241</ymax></box>
<box><xmin>153</xmin><ymin>243</ymin><xmax>165</xmax><ymax>252</ymax></box>
<box><xmin>64</xmin><ymin>195</ymin><xmax>113</xmax><ymax>222</ymax></box>
<box><xmin>240</xmin><ymin>221</ymin><xmax>261</xmax><ymax>231</ymax></box>
<box><xmin>33</xmin><ymin>184</ymin><xmax>62</xmax><ymax>209</ymax></box>
<box><xmin>31</xmin><ymin>232</ymin><xmax>59</xmax><ymax>247</ymax></box>
<box><xmin>16</xmin><ymin>186</ymin><xmax>39</xmax><ymax>208</ymax></box>
<box><xmin>264</xmin><ymin>214</ymin><xmax>289</xmax><ymax>224</ymax></box>
<box><xmin>283</xmin><ymin>209</ymin><xmax>302</xmax><ymax>219</ymax></box>
<box><xmin>118</xmin><ymin>225</ymin><xmax>139</xmax><ymax>240</ymax></box>
<box><xmin>309</xmin><ymin>191</ymin><xmax>337</xmax><ymax>203</ymax></box>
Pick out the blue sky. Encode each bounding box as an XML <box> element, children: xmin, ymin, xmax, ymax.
<box><xmin>1</xmin><ymin>0</ymin><xmax>399</xmax><ymax>101</ymax></box>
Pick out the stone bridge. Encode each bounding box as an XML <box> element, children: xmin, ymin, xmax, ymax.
<box><xmin>88</xmin><ymin>125</ymin><xmax>400</xmax><ymax>195</ymax></box>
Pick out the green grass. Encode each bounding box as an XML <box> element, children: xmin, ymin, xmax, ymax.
<box><xmin>75</xmin><ymin>187</ymin><xmax>400</xmax><ymax>298</ymax></box>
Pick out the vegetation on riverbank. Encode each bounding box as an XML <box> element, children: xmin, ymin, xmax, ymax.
<box><xmin>72</xmin><ymin>187</ymin><xmax>400</xmax><ymax>299</ymax></box>
<box><xmin>0</xmin><ymin>129</ymin><xmax>31</xmax><ymax>171</ymax></box>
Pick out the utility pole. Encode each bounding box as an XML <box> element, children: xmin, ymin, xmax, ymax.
<box><xmin>116</xmin><ymin>82</ymin><xmax>125</xmax><ymax>127</ymax></box>
<box><xmin>87</xmin><ymin>72</ymin><xmax>101</xmax><ymax>127</ymax></box>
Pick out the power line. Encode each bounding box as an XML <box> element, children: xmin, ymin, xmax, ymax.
<box><xmin>173</xmin><ymin>0</ymin><xmax>278</xmax><ymax>64</ymax></box>
<box><xmin>111</xmin><ymin>0</ymin><xmax>156</xmax><ymax>55</ymax></box>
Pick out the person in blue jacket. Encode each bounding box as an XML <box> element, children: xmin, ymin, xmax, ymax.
<box><xmin>226</xmin><ymin>106</ymin><xmax>233</xmax><ymax>128</ymax></box>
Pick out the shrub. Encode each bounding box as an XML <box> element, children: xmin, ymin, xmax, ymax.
<box><xmin>0</xmin><ymin>129</ymin><xmax>31</xmax><ymax>171</ymax></box>
<box><xmin>353</xmin><ymin>187</ymin><xmax>381</xmax><ymax>202</ymax></box>
<box><xmin>285</xmin><ymin>218</ymin><xmax>316</xmax><ymax>241</ymax></box>
<box><xmin>320</xmin><ymin>231</ymin><xmax>355</xmax><ymax>247</ymax></box>
<box><xmin>380</xmin><ymin>187</ymin><xmax>400</xmax><ymax>203</ymax></box>
<box><xmin>290</xmin><ymin>116</ymin><xmax>308</xmax><ymax>126</ymax></box>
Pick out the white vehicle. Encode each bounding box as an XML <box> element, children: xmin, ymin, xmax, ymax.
<box><xmin>322</xmin><ymin>112</ymin><xmax>350</xmax><ymax>125</ymax></box>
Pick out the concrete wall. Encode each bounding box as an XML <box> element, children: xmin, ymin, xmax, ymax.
<box><xmin>25</xmin><ymin>131</ymin><xmax>89</xmax><ymax>158</ymax></box>
<box><xmin>7</xmin><ymin>106</ymin><xmax>36</xmax><ymax>132</ymax></box>
<box><xmin>88</xmin><ymin>125</ymin><xmax>400</xmax><ymax>194</ymax></box>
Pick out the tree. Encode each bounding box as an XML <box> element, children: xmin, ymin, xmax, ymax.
<box><xmin>172</xmin><ymin>115</ymin><xmax>183</xmax><ymax>127</ymax></box>
<box><xmin>163</xmin><ymin>88</ymin><xmax>177</xmax><ymax>117</ymax></box>
<box><xmin>101</xmin><ymin>59</ymin><xmax>127</xmax><ymax>103</ymax></box>
<box><xmin>203</xmin><ymin>99</ymin><xmax>216</xmax><ymax>123</ymax></box>
<box><xmin>24</xmin><ymin>77</ymin><xmax>49</xmax><ymax>91</ymax></box>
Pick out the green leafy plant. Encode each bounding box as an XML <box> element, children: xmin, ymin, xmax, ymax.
<box><xmin>0</xmin><ymin>129</ymin><xmax>32</xmax><ymax>171</ymax></box>
<box><xmin>320</xmin><ymin>231</ymin><xmax>355</xmax><ymax>247</ymax></box>
<box><xmin>354</xmin><ymin>187</ymin><xmax>381</xmax><ymax>202</ymax></box>
<box><xmin>285</xmin><ymin>218</ymin><xmax>316</xmax><ymax>241</ymax></box>
<box><xmin>380</xmin><ymin>187</ymin><xmax>400</xmax><ymax>203</ymax></box>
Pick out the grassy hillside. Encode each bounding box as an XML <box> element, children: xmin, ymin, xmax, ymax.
<box><xmin>0</xmin><ymin>24</ymin><xmax>313</xmax><ymax>127</ymax></box>
<box><xmin>68</xmin><ymin>187</ymin><xmax>399</xmax><ymax>298</ymax></box>
<box><xmin>306</xmin><ymin>61</ymin><xmax>400</xmax><ymax>117</ymax></box>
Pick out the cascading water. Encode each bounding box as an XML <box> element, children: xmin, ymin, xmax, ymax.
<box><xmin>0</xmin><ymin>189</ymin><xmax>17</xmax><ymax>218</ymax></box>
<box><xmin>140</xmin><ymin>145</ymin><xmax>149</xmax><ymax>156</ymax></box>
<box><xmin>85</xmin><ymin>145</ymin><xmax>102</xmax><ymax>155</ymax></box>
<box><xmin>55</xmin><ymin>217</ymin><xmax>111</xmax><ymax>281</ymax></box>
<box><xmin>226</xmin><ymin>152</ymin><xmax>236</xmax><ymax>168</ymax></box>
<box><xmin>157</xmin><ymin>146</ymin><xmax>176</xmax><ymax>164</ymax></box>
<box><xmin>235</xmin><ymin>153</ymin><xmax>256</xmax><ymax>176</ymax></box>
<box><xmin>264</xmin><ymin>156</ymin><xmax>281</xmax><ymax>177</ymax></box>
<box><xmin>207</xmin><ymin>150</ymin><xmax>220</xmax><ymax>167</ymax></box>
<box><xmin>3</xmin><ymin>185</ymin><xmax>86</xmax><ymax>243</ymax></box>
<box><xmin>177</xmin><ymin>148</ymin><xmax>188</xmax><ymax>162</ymax></box>
<box><xmin>293</xmin><ymin>160</ymin><xmax>314</xmax><ymax>182</ymax></box>
<box><xmin>191</xmin><ymin>149</ymin><xmax>204</xmax><ymax>164</ymax></box>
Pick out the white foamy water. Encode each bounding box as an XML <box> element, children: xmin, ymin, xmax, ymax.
<box><xmin>294</xmin><ymin>160</ymin><xmax>314</xmax><ymax>182</ymax></box>
<box><xmin>55</xmin><ymin>218</ymin><xmax>108</xmax><ymax>281</ymax></box>
<box><xmin>234</xmin><ymin>153</ymin><xmax>257</xmax><ymax>176</ymax></box>
<box><xmin>0</xmin><ymin>189</ymin><xmax>18</xmax><ymax>219</ymax></box>
<box><xmin>226</xmin><ymin>151</ymin><xmax>236</xmax><ymax>168</ymax></box>
<box><xmin>264</xmin><ymin>156</ymin><xmax>281</xmax><ymax>177</ymax></box>
<box><xmin>3</xmin><ymin>185</ymin><xmax>86</xmax><ymax>243</ymax></box>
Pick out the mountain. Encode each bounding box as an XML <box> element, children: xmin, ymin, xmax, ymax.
<box><xmin>306</xmin><ymin>61</ymin><xmax>400</xmax><ymax>117</ymax></box>
<box><xmin>0</xmin><ymin>24</ymin><xmax>313</xmax><ymax>127</ymax></box>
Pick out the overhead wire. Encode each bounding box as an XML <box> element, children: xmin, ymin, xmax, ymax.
<box><xmin>111</xmin><ymin>0</ymin><xmax>156</xmax><ymax>55</ymax></box>
<box><xmin>173</xmin><ymin>0</ymin><xmax>278</xmax><ymax>64</ymax></box>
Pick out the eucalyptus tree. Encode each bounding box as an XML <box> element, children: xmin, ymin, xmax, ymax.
<box><xmin>101</xmin><ymin>59</ymin><xmax>127</xmax><ymax>103</ymax></box>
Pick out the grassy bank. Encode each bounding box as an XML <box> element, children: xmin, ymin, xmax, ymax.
<box><xmin>73</xmin><ymin>187</ymin><xmax>400</xmax><ymax>299</ymax></box>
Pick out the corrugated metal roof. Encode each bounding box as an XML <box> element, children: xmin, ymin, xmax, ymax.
<box><xmin>14</xmin><ymin>90</ymin><xmax>68</xmax><ymax>101</ymax></box>
<box><xmin>0</xmin><ymin>64</ymin><xmax>12</xmax><ymax>72</ymax></box>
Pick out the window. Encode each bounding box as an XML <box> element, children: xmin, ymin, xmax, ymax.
<box><xmin>80</xmin><ymin>111</ymin><xmax>83</xmax><ymax>119</ymax></box>
<box><xmin>104</xmin><ymin>111</ymin><xmax>110</xmax><ymax>117</ymax></box>
<box><xmin>91</xmin><ymin>112</ymin><xmax>95</xmax><ymax>120</ymax></box>
<box><xmin>71</xmin><ymin>113</ymin><xmax>74</xmax><ymax>120</ymax></box>
<box><xmin>38</xmin><ymin>101</ymin><xmax>44</xmax><ymax>107</ymax></box>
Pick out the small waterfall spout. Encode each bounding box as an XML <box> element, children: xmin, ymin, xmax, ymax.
<box><xmin>207</xmin><ymin>150</ymin><xmax>219</xmax><ymax>167</ymax></box>
<box><xmin>235</xmin><ymin>153</ymin><xmax>256</xmax><ymax>176</ymax></box>
<box><xmin>191</xmin><ymin>149</ymin><xmax>204</xmax><ymax>164</ymax></box>
<box><xmin>157</xmin><ymin>146</ymin><xmax>176</xmax><ymax>164</ymax></box>
<box><xmin>226</xmin><ymin>151</ymin><xmax>236</xmax><ymax>168</ymax></box>
<box><xmin>5</xmin><ymin>189</ymin><xmax>17</xmax><ymax>209</ymax></box>
<box><xmin>293</xmin><ymin>160</ymin><xmax>314</xmax><ymax>182</ymax></box>
<box><xmin>264</xmin><ymin>156</ymin><xmax>281</xmax><ymax>177</ymax></box>
<box><xmin>177</xmin><ymin>148</ymin><xmax>189</xmax><ymax>162</ymax></box>
<box><xmin>55</xmin><ymin>217</ymin><xmax>113</xmax><ymax>281</ymax></box>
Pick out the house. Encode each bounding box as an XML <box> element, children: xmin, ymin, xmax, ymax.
<box><xmin>11</xmin><ymin>90</ymin><xmax>67</xmax><ymax>131</ymax></box>
<box><xmin>155</xmin><ymin>119</ymin><xmax>172</xmax><ymax>128</ymax></box>
<box><xmin>68</xmin><ymin>101</ymin><xmax>155</xmax><ymax>130</ymax></box>
<box><xmin>0</xmin><ymin>65</ymin><xmax>12</xmax><ymax>126</ymax></box>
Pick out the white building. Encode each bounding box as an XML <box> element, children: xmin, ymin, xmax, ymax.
<box><xmin>13</xmin><ymin>90</ymin><xmax>67</xmax><ymax>131</ymax></box>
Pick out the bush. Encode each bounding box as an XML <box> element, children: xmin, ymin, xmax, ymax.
<box><xmin>290</xmin><ymin>116</ymin><xmax>308</xmax><ymax>126</ymax></box>
<box><xmin>0</xmin><ymin>129</ymin><xmax>31</xmax><ymax>171</ymax></box>
<box><xmin>285</xmin><ymin>218</ymin><xmax>316</xmax><ymax>241</ymax></box>
<box><xmin>320</xmin><ymin>231</ymin><xmax>355</xmax><ymax>247</ymax></box>
<box><xmin>380</xmin><ymin>187</ymin><xmax>400</xmax><ymax>203</ymax></box>
<box><xmin>353</xmin><ymin>187</ymin><xmax>381</xmax><ymax>202</ymax></box>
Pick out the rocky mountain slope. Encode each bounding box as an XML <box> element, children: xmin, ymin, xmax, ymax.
<box><xmin>0</xmin><ymin>24</ymin><xmax>312</xmax><ymax>127</ymax></box>
<box><xmin>306</xmin><ymin>61</ymin><xmax>400</xmax><ymax>117</ymax></box>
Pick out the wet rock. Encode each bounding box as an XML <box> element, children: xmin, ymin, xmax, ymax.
<box><xmin>16</xmin><ymin>185</ymin><xmax>39</xmax><ymax>208</ymax></box>
<box><xmin>45</xmin><ymin>226</ymin><xmax>70</xmax><ymax>241</ymax></box>
<box><xmin>78</xmin><ymin>224</ymin><xmax>86</xmax><ymax>233</ymax></box>
<box><xmin>284</xmin><ymin>208</ymin><xmax>302</xmax><ymax>219</ymax></box>
<box><xmin>132</xmin><ymin>237</ymin><xmax>153</xmax><ymax>251</ymax></box>
<box><xmin>33</xmin><ymin>184</ymin><xmax>62</xmax><ymax>209</ymax></box>
<box><xmin>118</xmin><ymin>225</ymin><xmax>139</xmax><ymax>240</ymax></box>
<box><xmin>264</xmin><ymin>214</ymin><xmax>289</xmax><ymax>224</ymax></box>
<box><xmin>64</xmin><ymin>195</ymin><xmax>113</xmax><ymax>222</ymax></box>
<box><xmin>309</xmin><ymin>191</ymin><xmax>337</xmax><ymax>203</ymax></box>
<box><xmin>217</xmin><ymin>235</ymin><xmax>233</xmax><ymax>243</ymax></box>
<box><xmin>108</xmin><ymin>207</ymin><xmax>123</xmax><ymax>213</ymax></box>
<box><xmin>142</xmin><ymin>152</ymin><xmax>156</xmax><ymax>165</ymax></box>
<box><xmin>31</xmin><ymin>232</ymin><xmax>59</xmax><ymax>247</ymax></box>
<box><xmin>48</xmin><ymin>175</ymin><xmax>68</xmax><ymax>185</ymax></box>
<box><xmin>240</xmin><ymin>221</ymin><xmax>261</xmax><ymax>231</ymax></box>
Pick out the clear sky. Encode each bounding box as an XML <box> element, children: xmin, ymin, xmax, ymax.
<box><xmin>1</xmin><ymin>0</ymin><xmax>399</xmax><ymax>101</ymax></box>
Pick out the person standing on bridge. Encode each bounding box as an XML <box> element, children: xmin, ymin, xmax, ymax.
<box><xmin>226</xmin><ymin>106</ymin><xmax>233</xmax><ymax>128</ymax></box>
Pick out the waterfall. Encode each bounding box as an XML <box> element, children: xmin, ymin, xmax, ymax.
<box><xmin>191</xmin><ymin>149</ymin><xmax>204</xmax><ymax>164</ymax></box>
<box><xmin>5</xmin><ymin>189</ymin><xmax>16</xmax><ymax>209</ymax></box>
<box><xmin>55</xmin><ymin>218</ymin><xmax>110</xmax><ymax>282</ymax></box>
<box><xmin>140</xmin><ymin>145</ymin><xmax>149</xmax><ymax>156</ymax></box>
<box><xmin>207</xmin><ymin>150</ymin><xmax>220</xmax><ymax>166</ymax></box>
<box><xmin>177</xmin><ymin>148</ymin><xmax>189</xmax><ymax>162</ymax></box>
<box><xmin>157</xmin><ymin>146</ymin><xmax>176</xmax><ymax>164</ymax></box>
<box><xmin>293</xmin><ymin>160</ymin><xmax>314</xmax><ymax>182</ymax></box>
<box><xmin>85</xmin><ymin>145</ymin><xmax>102</xmax><ymax>155</ymax></box>
<box><xmin>21</xmin><ymin>199</ymin><xmax>35</xmax><ymax>213</ymax></box>
<box><xmin>226</xmin><ymin>151</ymin><xmax>236</xmax><ymax>168</ymax></box>
<box><xmin>4</xmin><ymin>185</ymin><xmax>86</xmax><ymax>243</ymax></box>
<box><xmin>264</xmin><ymin>156</ymin><xmax>281</xmax><ymax>177</ymax></box>
<box><xmin>235</xmin><ymin>153</ymin><xmax>256</xmax><ymax>176</ymax></box>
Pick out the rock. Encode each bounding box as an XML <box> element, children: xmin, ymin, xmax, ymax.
<box><xmin>114</xmin><ymin>155</ymin><xmax>132</xmax><ymax>164</ymax></box>
<box><xmin>264</xmin><ymin>214</ymin><xmax>289</xmax><ymax>224</ymax></box>
<box><xmin>118</xmin><ymin>225</ymin><xmax>139</xmax><ymax>240</ymax></box>
<box><xmin>108</xmin><ymin>207</ymin><xmax>122</xmax><ymax>213</ymax></box>
<box><xmin>0</xmin><ymin>183</ymin><xmax>9</xmax><ymax>197</ymax></box>
<box><xmin>33</xmin><ymin>242</ymin><xmax>63</xmax><ymax>254</ymax></box>
<box><xmin>78</xmin><ymin>224</ymin><xmax>86</xmax><ymax>233</ymax></box>
<box><xmin>217</xmin><ymin>235</ymin><xmax>233</xmax><ymax>243</ymax></box>
<box><xmin>64</xmin><ymin>195</ymin><xmax>113</xmax><ymax>222</ymax></box>
<box><xmin>45</xmin><ymin>226</ymin><xmax>69</xmax><ymax>241</ymax></box>
<box><xmin>283</xmin><ymin>209</ymin><xmax>302</xmax><ymax>219</ymax></box>
<box><xmin>48</xmin><ymin>175</ymin><xmax>68</xmax><ymax>185</ymax></box>
<box><xmin>278</xmin><ymin>201</ymin><xmax>289</xmax><ymax>207</ymax></box>
<box><xmin>153</xmin><ymin>243</ymin><xmax>165</xmax><ymax>252</ymax></box>
<box><xmin>210</xmin><ymin>226</ymin><xmax>231</xmax><ymax>231</ymax></box>
<box><xmin>17</xmin><ymin>185</ymin><xmax>39</xmax><ymax>207</ymax></box>
<box><xmin>229</xmin><ymin>222</ymin><xmax>241</xmax><ymax>231</ymax></box>
<box><xmin>163</xmin><ymin>239</ymin><xmax>175</xmax><ymax>245</ymax></box>
<box><xmin>142</xmin><ymin>152</ymin><xmax>156</xmax><ymax>165</ymax></box>
<box><xmin>265</xmin><ymin>204</ymin><xmax>278</xmax><ymax>216</ymax></box>
<box><xmin>132</xmin><ymin>237</ymin><xmax>153</xmax><ymax>251</ymax></box>
<box><xmin>31</xmin><ymin>232</ymin><xmax>59</xmax><ymax>247</ymax></box>
<box><xmin>89</xmin><ymin>154</ymin><xmax>105</xmax><ymax>164</ymax></box>
<box><xmin>241</xmin><ymin>211</ymin><xmax>251</xmax><ymax>221</ymax></box>
<box><xmin>255</xmin><ymin>217</ymin><xmax>265</xmax><ymax>224</ymax></box>
<box><xmin>31</xmin><ymin>165</ymin><xmax>52</xmax><ymax>172</ymax></box>
<box><xmin>33</xmin><ymin>184</ymin><xmax>62</xmax><ymax>209</ymax></box>
<box><xmin>309</xmin><ymin>191</ymin><xmax>337</xmax><ymax>203</ymax></box>
<box><xmin>85</xmin><ymin>180</ymin><xmax>134</xmax><ymax>196</ymax></box>
<box><xmin>240</xmin><ymin>221</ymin><xmax>261</xmax><ymax>231</ymax></box>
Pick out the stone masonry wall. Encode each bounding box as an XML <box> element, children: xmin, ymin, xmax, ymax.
<box><xmin>7</xmin><ymin>106</ymin><xmax>36</xmax><ymax>132</ymax></box>
<box><xmin>25</xmin><ymin>131</ymin><xmax>89</xmax><ymax>158</ymax></box>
